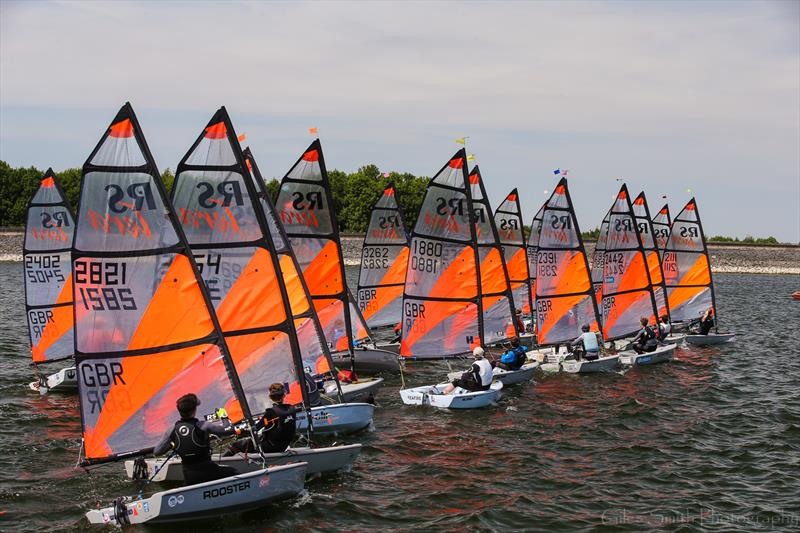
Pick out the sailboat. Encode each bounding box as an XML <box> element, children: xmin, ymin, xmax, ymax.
<box><xmin>662</xmin><ymin>198</ymin><xmax>735</xmax><ymax>345</ymax></box>
<box><xmin>602</xmin><ymin>185</ymin><xmax>676</xmax><ymax>365</ymax></box>
<box><xmin>398</xmin><ymin>152</ymin><xmax>511</xmax><ymax>407</ymax></box>
<box><xmin>525</xmin><ymin>178</ymin><xmax>613</xmax><ymax>373</ymax></box>
<box><xmin>73</xmin><ymin>103</ymin><xmax>306</xmax><ymax>526</ymax></box>
<box><xmin>524</xmin><ymin>202</ymin><xmax>545</xmax><ymax>336</ymax></box>
<box><xmin>245</xmin><ymin>146</ymin><xmax>384</xmax><ymax>404</ymax></box>
<box><xmin>23</xmin><ymin>169</ymin><xmax>78</xmax><ymax>393</ymax></box>
<box><xmin>652</xmin><ymin>203</ymin><xmax>671</xmax><ymax>254</ymax></box>
<box><xmin>356</xmin><ymin>183</ymin><xmax>410</xmax><ymax>331</ymax></box>
<box><xmin>494</xmin><ymin>189</ymin><xmax>532</xmax><ymax>319</ymax></box>
<box><xmin>276</xmin><ymin>139</ymin><xmax>399</xmax><ymax>374</ymax></box>
<box><xmin>591</xmin><ymin>209</ymin><xmax>611</xmax><ymax>306</ymax></box>
<box><xmin>632</xmin><ymin>192</ymin><xmax>670</xmax><ymax>318</ymax></box>
<box><xmin>168</xmin><ymin>108</ymin><xmax>375</xmax><ymax>434</ymax></box>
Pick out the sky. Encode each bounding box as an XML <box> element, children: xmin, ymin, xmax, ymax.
<box><xmin>1</xmin><ymin>0</ymin><xmax>798</xmax><ymax>241</ymax></box>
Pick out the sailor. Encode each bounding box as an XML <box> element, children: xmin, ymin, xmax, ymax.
<box><xmin>515</xmin><ymin>309</ymin><xmax>525</xmax><ymax>333</ymax></box>
<box><xmin>697</xmin><ymin>307</ymin><xmax>715</xmax><ymax>335</ymax></box>
<box><xmin>630</xmin><ymin>317</ymin><xmax>658</xmax><ymax>354</ymax></box>
<box><xmin>391</xmin><ymin>322</ymin><xmax>402</xmax><ymax>343</ymax></box>
<box><xmin>570</xmin><ymin>325</ymin><xmax>600</xmax><ymax>361</ymax></box>
<box><xmin>657</xmin><ymin>314</ymin><xmax>672</xmax><ymax>339</ymax></box>
<box><xmin>494</xmin><ymin>337</ymin><xmax>527</xmax><ymax>370</ymax></box>
<box><xmin>226</xmin><ymin>383</ymin><xmax>299</xmax><ymax>455</ymax></box>
<box><xmin>153</xmin><ymin>393</ymin><xmax>239</xmax><ymax>486</ymax></box>
<box><xmin>442</xmin><ymin>347</ymin><xmax>493</xmax><ymax>394</ymax></box>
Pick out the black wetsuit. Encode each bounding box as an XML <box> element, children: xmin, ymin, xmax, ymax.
<box><xmin>451</xmin><ymin>362</ymin><xmax>491</xmax><ymax>392</ymax></box>
<box><xmin>699</xmin><ymin>316</ymin><xmax>714</xmax><ymax>335</ymax></box>
<box><xmin>631</xmin><ymin>325</ymin><xmax>658</xmax><ymax>354</ymax></box>
<box><xmin>154</xmin><ymin>417</ymin><xmax>237</xmax><ymax>485</ymax></box>
<box><xmin>228</xmin><ymin>403</ymin><xmax>299</xmax><ymax>455</ymax></box>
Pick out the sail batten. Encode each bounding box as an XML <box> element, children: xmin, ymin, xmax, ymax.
<box><xmin>600</xmin><ymin>184</ymin><xmax>659</xmax><ymax>341</ymax></box>
<box><xmin>533</xmin><ymin>178</ymin><xmax>600</xmax><ymax>345</ymax></box>
<box><xmin>73</xmin><ymin>103</ymin><xmax>250</xmax><ymax>465</ymax></box>
<box><xmin>24</xmin><ymin>169</ymin><xmax>76</xmax><ymax>364</ymax></box>
<box><xmin>357</xmin><ymin>183</ymin><xmax>410</xmax><ymax>329</ymax></box>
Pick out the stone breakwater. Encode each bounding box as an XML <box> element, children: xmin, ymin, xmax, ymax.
<box><xmin>3</xmin><ymin>232</ymin><xmax>798</xmax><ymax>275</ymax></box>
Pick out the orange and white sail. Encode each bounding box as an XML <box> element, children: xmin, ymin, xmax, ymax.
<box><xmin>276</xmin><ymin>140</ymin><xmax>371</xmax><ymax>355</ymax></box>
<box><xmin>400</xmin><ymin>150</ymin><xmax>478</xmax><ymax>358</ymax></box>
<box><xmin>591</xmin><ymin>209</ymin><xmax>610</xmax><ymax>305</ymax></box>
<box><xmin>24</xmin><ymin>169</ymin><xmax>75</xmax><ymax>364</ymax></box>
<box><xmin>534</xmin><ymin>178</ymin><xmax>600</xmax><ymax>344</ymax></box>
<box><xmin>494</xmin><ymin>189</ymin><xmax>531</xmax><ymax>315</ymax></box>
<box><xmin>244</xmin><ymin>147</ymin><xmax>337</xmax><ymax>381</ymax></box>
<box><xmin>171</xmin><ymin>108</ymin><xmax>326</xmax><ymax>413</ymax></box>
<box><xmin>73</xmin><ymin>103</ymin><xmax>249</xmax><ymax>464</ymax></box>
<box><xmin>652</xmin><ymin>203</ymin><xmax>671</xmax><ymax>254</ymax></box>
<box><xmin>357</xmin><ymin>184</ymin><xmax>410</xmax><ymax>329</ymax></box>
<box><xmin>526</xmin><ymin>203</ymin><xmax>545</xmax><ymax>325</ymax></box>
<box><xmin>632</xmin><ymin>192</ymin><xmax>670</xmax><ymax>318</ymax></box>
<box><xmin>600</xmin><ymin>184</ymin><xmax>659</xmax><ymax>340</ymax></box>
<box><xmin>662</xmin><ymin>198</ymin><xmax>716</xmax><ymax>324</ymax></box>
<box><xmin>469</xmin><ymin>167</ymin><xmax>517</xmax><ymax>345</ymax></box>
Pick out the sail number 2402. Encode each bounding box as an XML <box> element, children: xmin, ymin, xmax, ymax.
<box><xmin>74</xmin><ymin>260</ymin><xmax>137</xmax><ymax>311</ymax></box>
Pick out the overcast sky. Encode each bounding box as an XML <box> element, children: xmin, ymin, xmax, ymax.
<box><xmin>2</xmin><ymin>0</ymin><xmax>798</xmax><ymax>241</ymax></box>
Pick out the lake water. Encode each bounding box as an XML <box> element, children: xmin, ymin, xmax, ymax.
<box><xmin>1</xmin><ymin>263</ymin><xmax>799</xmax><ymax>531</ymax></box>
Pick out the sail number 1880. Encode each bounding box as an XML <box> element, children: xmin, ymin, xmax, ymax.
<box><xmin>411</xmin><ymin>240</ymin><xmax>442</xmax><ymax>274</ymax></box>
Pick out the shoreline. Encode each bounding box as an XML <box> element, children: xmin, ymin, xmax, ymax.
<box><xmin>3</xmin><ymin>233</ymin><xmax>798</xmax><ymax>275</ymax></box>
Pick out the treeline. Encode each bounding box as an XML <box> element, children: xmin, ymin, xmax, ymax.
<box><xmin>0</xmin><ymin>161</ymin><xmax>429</xmax><ymax>231</ymax></box>
<box><xmin>708</xmin><ymin>235</ymin><xmax>779</xmax><ymax>245</ymax></box>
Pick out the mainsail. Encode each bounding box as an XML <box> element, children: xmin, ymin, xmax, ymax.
<box><xmin>591</xmin><ymin>209</ymin><xmax>611</xmax><ymax>305</ymax></box>
<box><xmin>356</xmin><ymin>183</ymin><xmax>410</xmax><ymax>329</ymax></box>
<box><xmin>494</xmin><ymin>189</ymin><xmax>532</xmax><ymax>315</ymax></box>
<box><xmin>244</xmin><ymin>147</ymin><xmax>338</xmax><ymax>383</ymax></box>
<box><xmin>171</xmin><ymin>108</ymin><xmax>319</xmax><ymax>413</ymax></box>
<box><xmin>601</xmin><ymin>184</ymin><xmax>659</xmax><ymax>341</ymax></box>
<box><xmin>534</xmin><ymin>178</ymin><xmax>600</xmax><ymax>345</ymax></box>
<box><xmin>469</xmin><ymin>167</ymin><xmax>517</xmax><ymax>344</ymax></box>
<box><xmin>662</xmin><ymin>198</ymin><xmax>716</xmax><ymax>325</ymax></box>
<box><xmin>525</xmin><ymin>203</ymin><xmax>545</xmax><ymax>326</ymax></box>
<box><xmin>652</xmin><ymin>203</ymin><xmax>672</xmax><ymax>253</ymax></box>
<box><xmin>276</xmin><ymin>140</ymin><xmax>371</xmax><ymax>355</ymax></box>
<box><xmin>73</xmin><ymin>103</ymin><xmax>250</xmax><ymax>464</ymax></box>
<box><xmin>24</xmin><ymin>169</ymin><xmax>75</xmax><ymax>364</ymax></box>
<box><xmin>632</xmin><ymin>192</ymin><xmax>670</xmax><ymax>318</ymax></box>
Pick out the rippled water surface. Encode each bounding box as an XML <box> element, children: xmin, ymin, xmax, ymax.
<box><xmin>1</xmin><ymin>263</ymin><xmax>799</xmax><ymax>532</ymax></box>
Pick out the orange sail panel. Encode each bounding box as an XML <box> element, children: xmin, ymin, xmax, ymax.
<box><xmin>171</xmin><ymin>108</ymin><xmax>315</xmax><ymax>415</ymax></box>
<box><xmin>400</xmin><ymin>150</ymin><xmax>481</xmax><ymax>358</ymax></box>
<box><xmin>662</xmin><ymin>198</ymin><xmax>716</xmax><ymax>323</ymax></box>
<box><xmin>494</xmin><ymin>188</ymin><xmax>532</xmax><ymax>315</ymax></box>
<box><xmin>73</xmin><ymin>103</ymin><xmax>247</xmax><ymax>465</ymax></box>
<box><xmin>534</xmin><ymin>178</ymin><xmax>600</xmax><ymax>345</ymax></box>
<box><xmin>245</xmin><ymin>148</ymin><xmax>336</xmax><ymax>380</ymax></box>
<box><xmin>469</xmin><ymin>167</ymin><xmax>517</xmax><ymax>345</ymax></box>
<box><xmin>600</xmin><ymin>184</ymin><xmax>659</xmax><ymax>340</ymax></box>
<box><xmin>652</xmin><ymin>203</ymin><xmax>672</xmax><ymax>255</ymax></box>
<box><xmin>276</xmin><ymin>140</ymin><xmax>371</xmax><ymax>354</ymax></box>
<box><xmin>357</xmin><ymin>184</ymin><xmax>410</xmax><ymax>329</ymax></box>
<box><xmin>24</xmin><ymin>169</ymin><xmax>76</xmax><ymax>364</ymax></box>
<box><xmin>632</xmin><ymin>192</ymin><xmax>670</xmax><ymax>318</ymax></box>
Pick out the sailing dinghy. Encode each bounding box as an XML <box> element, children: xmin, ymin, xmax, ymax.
<box><xmin>276</xmin><ymin>139</ymin><xmax>399</xmax><ymax>375</ymax></box>
<box><xmin>23</xmin><ymin>169</ymin><xmax>78</xmax><ymax>393</ymax></box>
<box><xmin>74</xmin><ymin>103</ymin><xmax>305</xmax><ymax>525</ymax></box>
<box><xmin>524</xmin><ymin>178</ymin><xmax>615</xmax><ymax>373</ymax></box>
<box><xmin>170</xmin><ymin>109</ymin><xmax>374</xmax><ymax>437</ymax></box>
<box><xmin>602</xmin><ymin>185</ymin><xmax>676</xmax><ymax>366</ymax></box>
<box><xmin>400</xmin><ymin>381</ymin><xmax>503</xmax><ymax>409</ymax></box>
<box><xmin>522</xmin><ymin>202</ymin><xmax>545</xmax><ymax>336</ymax></box>
<box><xmin>662</xmin><ymin>198</ymin><xmax>734</xmax><ymax>345</ymax></box>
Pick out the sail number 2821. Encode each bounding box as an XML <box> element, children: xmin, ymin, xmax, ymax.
<box><xmin>75</xmin><ymin>260</ymin><xmax>137</xmax><ymax>311</ymax></box>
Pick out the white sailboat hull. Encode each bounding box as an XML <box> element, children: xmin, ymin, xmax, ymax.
<box><xmin>321</xmin><ymin>378</ymin><xmax>383</xmax><ymax>404</ymax></box>
<box><xmin>685</xmin><ymin>333</ymin><xmax>736</xmax><ymax>345</ymax></box>
<box><xmin>561</xmin><ymin>354</ymin><xmax>621</xmax><ymax>373</ymax></box>
<box><xmin>296</xmin><ymin>403</ymin><xmax>374</xmax><ymax>435</ymax></box>
<box><xmin>28</xmin><ymin>366</ymin><xmax>77</xmax><ymax>394</ymax></box>
<box><xmin>87</xmin><ymin>463</ymin><xmax>306</xmax><ymax>525</ymax></box>
<box><xmin>123</xmin><ymin>444</ymin><xmax>361</xmax><ymax>482</ymax></box>
<box><xmin>399</xmin><ymin>381</ymin><xmax>503</xmax><ymax>409</ymax></box>
<box><xmin>619</xmin><ymin>343</ymin><xmax>677</xmax><ymax>366</ymax></box>
<box><xmin>446</xmin><ymin>362</ymin><xmax>538</xmax><ymax>386</ymax></box>
<box><xmin>331</xmin><ymin>346</ymin><xmax>400</xmax><ymax>374</ymax></box>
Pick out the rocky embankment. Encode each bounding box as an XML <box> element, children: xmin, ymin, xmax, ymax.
<box><xmin>2</xmin><ymin>232</ymin><xmax>798</xmax><ymax>275</ymax></box>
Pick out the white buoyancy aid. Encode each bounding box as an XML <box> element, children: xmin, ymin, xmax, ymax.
<box><xmin>474</xmin><ymin>359</ymin><xmax>493</xmax><ymax>386</ymax></box>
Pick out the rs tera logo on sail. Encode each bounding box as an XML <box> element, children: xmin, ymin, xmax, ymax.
<box><xmin>280</xmin><ymin>191</ymin><xmax>324</xmax><ymax>228</ymax></box>
<box><xmin>32</xmin><ymin>211</ymin><xmax>71</xmax><ymax>241</ymax></box>
<box><xmin>197</xmin><ymin>181</ymin><xmax>245</xmax><ymax>208</ymax></box>
<box><xmin>87</xmin><ymin>182</ymin><xmax>155</xmax><ymax>239</ymax></box>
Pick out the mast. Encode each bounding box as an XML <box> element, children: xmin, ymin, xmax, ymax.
<box><xmin>23</xmin><ymin>168</ymin><xmax>76</xmax><ymax>366</ymax></box>
<box><xmin>73</xmin><ymin>103</ymin><xmax>251</xmax><ymax>465</ymax></box>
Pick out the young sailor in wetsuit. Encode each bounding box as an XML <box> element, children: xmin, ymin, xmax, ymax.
<box><xmin>226</xmin><ymin>383</ymin><xmax>298</xmax><ymax>455</ymax></box>
<box><xmin>153</xmin><ymin>393</ymin><xmax>239</xmax><ymax>486</ymax></box>
<box><xmin>442</xmin><ymin>347</ymin><xmax>493</xmax><ymax>394</ymax></box>
<box><xmin>657</xmin><ymin>314</ymin><xmax>671</xmax><ymax>339</ymax></box>
<box><xmin>494</xmin><ymin>337</ymin><xmax>527</xmax><ymax>370</ymax></box>
<box><xmin>697</xmin><ymin>307</ymin><xmax>715</xmax><ymax>335</ymax></box>
<box><xmin>631</xmin><ymin>317</ymin><xmax>658</xmax><ymax>354</ymax></box>
<box><xmin>570</xmin><ymin>324</ymin><xmax>600</xmax><ymax>361</ymax></box>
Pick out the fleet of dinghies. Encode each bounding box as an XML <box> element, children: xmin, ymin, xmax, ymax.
<box><xmin>20</xmin><ymin>102</ymin><xmax>735</xmax><ymax>525</ymax></box>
